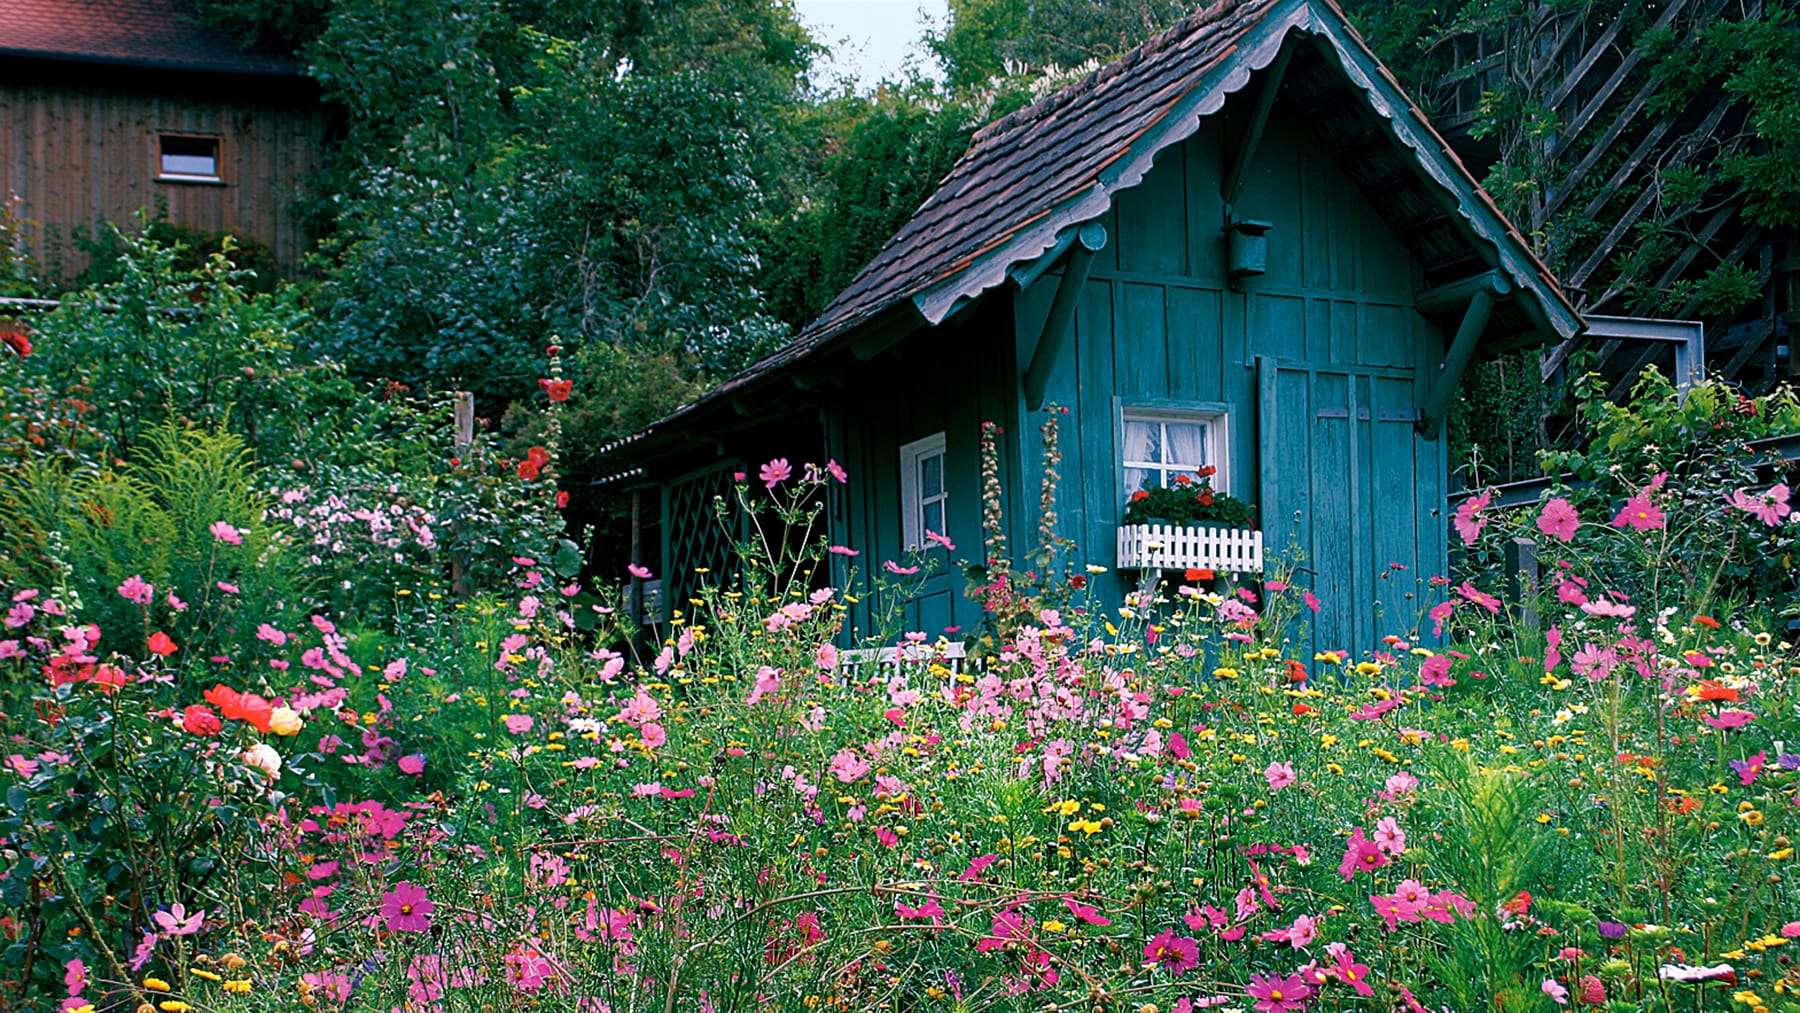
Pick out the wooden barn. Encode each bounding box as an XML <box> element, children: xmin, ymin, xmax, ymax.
<box><xmin>0</xmin><ymin>0</ymin><xmax>331</xmax><ymax>278</ymax></box>
<box><xmin>599</xmin><ymin>0</ymin><xmax>1585</xmax><ymax>655</ymax></box>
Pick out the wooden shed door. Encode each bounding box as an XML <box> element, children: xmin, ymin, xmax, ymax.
<box><xmin>1256</xmin><ymin>358</ymin><xmax>1446</xmax><ymax>661</ymax></box>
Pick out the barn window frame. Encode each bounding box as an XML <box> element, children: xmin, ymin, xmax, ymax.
<box><xmin>898</xmin><ymin>431</ymin><xmax>948</xmax><ymax>551</ymax></box>
<box><xmin>155</xmin><ymin>133</ymin><xmax>224</xmax><ymax>184</ymax></box>
<box><xmin>1116</xmin><ymin>399</ymin><xmax>1232</xmax><ymax>500</ymax></box>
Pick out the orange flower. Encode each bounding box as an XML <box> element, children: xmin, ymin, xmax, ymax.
<box><xmin>1693</xmin><ymin>680</ymin><xmax>1740</xmax><ymax>703</ymax></box>
<box><xmin>1666</xmin><ymin>795</ymin><xmax>1701</xmax><ymax>815</ymax></box>
<box><xmin>1185</xmin><ymin>568</ymin><xmax>1216</xmax><ymax>583</ymax></box>
<box><xmin>147</xmin><ymin>631</ymin><xmax>178</xmax><ymax>657</ymax></box>
<box><xmin>1694</xmin><ymin>615</ymin><xmax>1719</xmax><ymax>629</ymax></box>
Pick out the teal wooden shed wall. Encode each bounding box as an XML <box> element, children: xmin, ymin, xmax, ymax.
<box><xmin>1011</xmin><ymin>100</ymin><xmax>1450</xmax><ymax>655</ymax></box>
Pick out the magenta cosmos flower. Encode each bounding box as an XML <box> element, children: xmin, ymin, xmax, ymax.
<box><xmin>758</xmin><ymin>457</ymin><xmax>791</xmax><ymax>489</ymax></box>
<box><xmin>1263</xmin><ymin>761</ymin><xmax>1297</xmax><ymax>791</ymax></box>
<box><xmin>1536</xmin><ymin>497</ymin><xmax>1580</xmax><ymax>542</ymax></box>
<box><xmin>1611</xmin><ymin>493</ymin><xmax>1665</xmax><ymax>531</ymax></box>
<box><xmin>1247</xmin><ymin>971</ymin><xmax>1312</xmax><ymax>1012</ymax></box>
<box><xmin>1730</xmin><ymin>483</ymin><xmax>1792</xmax><ymax>526</ymax></box>
<box><xmin>1143</xmin><ymin>929</ymin><xmax>1200</xmax><ymax>975</ymax></box>
<box><xmin>380</xmin><ymin>881</ymin><xmax>434</xmax><ymax>932</ymax></box>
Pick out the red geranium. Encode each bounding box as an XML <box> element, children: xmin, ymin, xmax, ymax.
<box><xmin>538</xmin><ymin>378</ymin><xmax>573</xmax><ymax>402</ymax></box>
<box><xmin>1</xmin><ymin>322</ymin><xmax>31</xmax><ymax>358</ymax></box>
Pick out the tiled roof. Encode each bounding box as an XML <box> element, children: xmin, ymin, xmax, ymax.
<box><xmin>0</xmin><ymin>0</ymin><xmax>301</xmax><ymax>76</ymax></box>
<box><xmin>614</xmin><ymin>0</ymin><xmax>1581</xmax><ymax>455</ymax></box>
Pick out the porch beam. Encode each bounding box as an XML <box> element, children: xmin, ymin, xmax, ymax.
<box><xmin>1221</xmin><ymin>42</ymin><xmax>1293</xmax><ymax>209</ymax></box>
<box><xmin>1417</xmin><ymin>284</ymin><xmax>1498</xmax><ymax>441</ymax></box>
<box><xmin>1022</xmin><ymin>221</ymin><xmax>1108</xmax><ymax>411</ymax></box>
<box><xmin>1414</xmin><ymin>269</ymin><xmax>1511</xmax><ymax>316</ymax></box>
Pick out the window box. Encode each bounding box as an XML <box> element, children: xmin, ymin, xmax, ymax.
<box><xmin>1116</xmin><ymin>522</ymin><xmax>1264</xmax><ymax>573</ymax></box>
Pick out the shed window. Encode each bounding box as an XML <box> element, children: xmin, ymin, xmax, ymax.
<box><xmin>1122</xmin><ymin>408</ymin><xmax>1229</xmax><ymax>494</ymax></box>
<box><xmin>158</xmin><ymin>135</ymin><xmax>221</xmax><ymax>182</ymax></box>
<box><xmin>899</xmin><ymin>432</ymin><xmax>947</xmax><ymax>550</ymax></box>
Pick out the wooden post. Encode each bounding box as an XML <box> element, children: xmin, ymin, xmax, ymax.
<box><xmin>629</xmin><ymin>488</ymin><xmax>644</xmax><ymax>623</ymax></box>
<box><xmin>453</xmin><ymin>391</ymin><xmax>475</xmax><ymax>449</ymax></box>
<box><xmin>1505</xmin><ymin>536</ymin><xmax>1540</xmax><ymax>630</ymax></box>
<box><xmin>450</xmin><ymin>391</ymin><xmax>475</xmax><ymax>596</ymax></box>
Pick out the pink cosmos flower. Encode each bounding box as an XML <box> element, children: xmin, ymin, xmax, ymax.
<box><xmin>1419</xmin><ymin>654</ymin><xmax>1455</xmax><ymax>688</ymax></box>
<box><xmin>1246</xmin><ymin>971</ymin><xmax>1312</xmax><ymax>1013</ymax></box>
<box><xmin>1143</xmin><ymin>929</ymin><xmax>1200</xmax><ymax>974</ymax></box>
<box><xmin>1453</xmin><ymin>490</ymin><xmax>1490</xmax><ymax>545</ymax></box>
<box><xmin>1373</xmin><ymin>815</ymin><xmax>1406</xmax><ymax>855</ymax></box>
<box><xmin>1542</xmin><ymin>978</ymin><xmax>1569</xmax><ymax>1005</ymax></box>
<box><xmin>503</xmin><ymin>714</ymin><xmax>535</xmax><ymax>734</ymax></box>
<box><xmin>152</xmin><ymin>902</ymin><xmax>204</xmax><ymax>936</ymax></box>
<box><xmin>758</xmin><ymin>458</ymin><xmax>791</xmax><ymax>488</ymax></box>
<box><xmin>825</xmin><ymin>459</ymin><xmax>847</xmax><ymax>483</ymax></box>
<box><xmin>1730</xmin><ymin>483</ymin><xmax>1792</xmax><ymax>526</ymax></box>
<box><xmin>884</xmin><ymin>560</ymin><xmax>921</xmax><ymax>575</ymax></box>
<box><xmin>1455</xmin><ymin>582</ymin><xmax>1502</xmax><ymax>614</ymax></box>
<box><xmin>380</xmin><ymin>881</ymin><xmax>434</xmax><ymax>932</ymax></box>
<box><xmin>398</xmin><ymin>754</ymin><xmax>426</xmax><ymax>775</ymax></box>
<box><xmin>1065</xmin><ymin>898</ymin><xmax>1111</xmax><ymax>926</ymax></box>
<box><xmin>829</xmin><ymin>748</ymin><xmax>871</xmax><ymax>783</ymax></box>
<box><xmin>815</xmin><ymin>642</ymin><xmax>839</xmax><ymax>670</ymax></box>
<box><xmin>1264</xmin><ymin>761</ymin><xmax>1297</xmax><ymax>791</ymax></box>
<box><xmin>1536</xmin><ymin>497</ymin><xmax>1580</xmax><ymax>541</ymax></box>
<box><xmin>209</xmin><ymin>520</ymin><xmax>244</xmax><ymax>545</ymax></box>
<box><xmin>117</xmin><ymin>575</ymin><xmax>154</xmax><ymax>606</ymax></box>
<box><xmin>1326</xmin><ymin>944</ymin><xmax>1374</xmax><ymax>996</ymax></box>
<box><xmin>1338</xmin><ymin>828</ymin><xmax>1389</xmax><ymax>880</ymax></box>
<box><xmin>1580</xmin><ymin>598</ymin><xmax>1637</xmax><ymax>619</ymax></box>
<box><xmin>627</xmin><ymin>564</ymin><xmax>653</xmax><ymax>579</ymax></box>
<box><xmin>1611</xmin><ymin>492</ymin><xmax>1666</xmax><ymax>531</ymax></box>
<box><xmin>827</xmin><ymin>545</ymin><xmax>860</xmax><ymax>556</ymax></box>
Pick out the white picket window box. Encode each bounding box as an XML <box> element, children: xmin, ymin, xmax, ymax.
<box><xmin>1116</xmin><ymin>523</ymin><xmax>1264</xmax><ymax>573</ymax></box>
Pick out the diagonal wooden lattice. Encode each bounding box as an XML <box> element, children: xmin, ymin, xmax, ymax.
<box><xmin>665</xmin><ymin>465</ymin><xmax>740</xmax><ymax>613</ymax></box>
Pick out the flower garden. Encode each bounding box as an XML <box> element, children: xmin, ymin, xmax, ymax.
<box><xmin>5</xmin><ymin>240</ymin><xmax>1800</xmax><ymax>1013</ymax></box>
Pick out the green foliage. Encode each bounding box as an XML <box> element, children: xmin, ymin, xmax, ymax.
<box><xmin>8</xmin><ymin>221</ymin><xmax>313</xmax><ymax>456</ymax></box>
<box><xmin>70</xmin><ymin>218</ymin><xmax>283</xmax><ymax>295</ymax></box>
<box><xmin>926</xmin><ymin>0</ymin><xmax>1187</xmax><ymax>87</ymax></box>
<box><xmin>0</xmin><ymin>420</ymin><xmax>295</xmax><ymax>662</ymax></box>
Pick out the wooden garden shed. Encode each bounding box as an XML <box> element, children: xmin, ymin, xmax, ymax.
<box><xmin>600</xmin><ymin>0</ymin><xmax>1584</xmax><ymax>655</ymax></box>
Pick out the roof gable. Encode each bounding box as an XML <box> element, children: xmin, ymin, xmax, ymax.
<box><xmin>0</xmin><ymin>0</ymin><xmax>301</xmax><ymax>77</ymax></box>
<box><xmin>615</xmin><ymin>0</ymin><xmax>1583</xmax><ymax>458</ymax></box>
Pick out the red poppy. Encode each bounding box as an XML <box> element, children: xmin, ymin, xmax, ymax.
<box><xmin>1694</xmin><ymin>680</ymin><xmax>1740</xmax><ymax>703</ymax></box>
<box><xmin>1693</xmin><ymin>615</ymin><xmax>1719</xmax><ymax>629</ymax></box>
<box><xmin>538</xmin><ymin>378</ymin><xmax>573</xmax><ymax>402</ymax></box>
<box><xmin>204</xmin><ymin>684</ymin><xmax>275</xmax><ymax>733</ymax></box>
<box><xmin>147</xmin><ymin>631</ymin><xmax>178</xmax><ymax>656</ymax></box>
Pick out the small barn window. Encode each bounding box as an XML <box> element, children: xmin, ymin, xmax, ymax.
<box><xmin>1121</xmin><ymin>406</ymin><xmax>1229</xmax><ymax>495</ymax></box>
<box><xmin>899</xmin><ymin>432</ymin><xmax>947</xmax><ymax>550</ymax></box>
<box><xmin>157</xmin><ymin>135</ymin><xmax>222</xmax><ymax>182</ymax></box>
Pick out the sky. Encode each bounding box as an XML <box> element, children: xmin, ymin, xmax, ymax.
<box><xmin>793</xmin><ymin>0</ymin><xmax>949</xmax><ymax>90</ymax></box>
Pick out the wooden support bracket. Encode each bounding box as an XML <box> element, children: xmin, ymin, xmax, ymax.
<box><xmin>1417</xmin><ymin>282</ymin><xmax>1498</xmax><ymax>441</ymax></box>
<box><xmin>1022</xmin><ymin>221</ymin><xmax>1108</xmax><ymax>411</ymax></box>
<box><xmin>1222</xmin><ymin>42</ymin><xmax>1293</xmax><ymax>210</ymax></box>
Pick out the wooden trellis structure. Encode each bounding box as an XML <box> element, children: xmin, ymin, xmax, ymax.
<box><xmin>1414</xmin><ymin>0</ymin><xmax>1797</xmax><ymax>397</ymax></box>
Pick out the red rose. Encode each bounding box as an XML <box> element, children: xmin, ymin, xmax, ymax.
<box><xmin>147</xmin><ymin>631</ymin><xmax>178</xmax><ymax>656</ymax></box>
<box><xmin>182</xmin><ymin>704</ymin><xmax>223</xmax><ymax>736</ymax></box>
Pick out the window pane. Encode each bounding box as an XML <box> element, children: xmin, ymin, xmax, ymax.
<box><xmin>1124</xmin><ymin>466</ymin><xmax>1156</xmax><ymax>493</ymax></box>
<box><xmin>923</xmin><ymin>500</ymin><xmax>944</xmax><ymax>537</ymax></box>
<box><xmin>1122</xmin><ymin>419</ymin><xmax>1159</xmax><ymax>464</ymax></box>
<box><xmin>921</xmin><ymin>452</ymin><xmax>942</xmax><ymax>498</ymax></box>
<box><xmin>1163</xmin><ymin>422</ymin><xmax>1207</xmax><ymax>470</ymax></box>
<box><xmin>160</xmin><ymin>137</ymin><xmax>218</xmax><ymax>177</ymax></box>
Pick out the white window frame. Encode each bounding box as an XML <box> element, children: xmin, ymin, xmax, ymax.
<box><xmin>898</xmin><ymin>431</ymin><xmax>948</xmax><ymax>550</ymax></box>
<box><xmin>1119</xmin><ymin>402</ymin><xmax>1231</xmax><ymax>498</ymax></box>
<box><xmin>156</xmin><ymin>133</ymin><xmax>223</xmax><ymax>184</ymax></box>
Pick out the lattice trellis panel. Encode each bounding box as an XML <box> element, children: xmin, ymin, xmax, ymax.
<box><xmin>664</xmin><ymin>465</ymin><xmax>741</xmax><ymax>615</ymax></box>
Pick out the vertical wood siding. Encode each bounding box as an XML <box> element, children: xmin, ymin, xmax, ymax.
<box><xmin>0</xmin><ymin>79</ymin><xmax>330</xmax><ymax>275</ymax></box>
<box><xmin>1011</xmin><ymin>100</ymin><xmax>1450</xmax><ymax>650</ymax></box>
